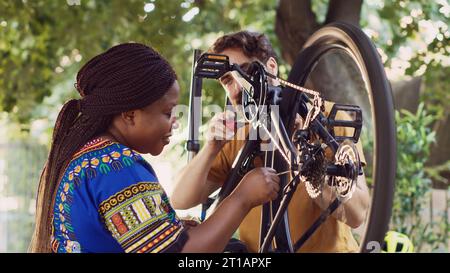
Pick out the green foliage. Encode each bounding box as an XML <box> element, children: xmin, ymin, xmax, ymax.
<box><xmin>391</xmin><ymin>103</ymin><xmax>448</xmax><ymax>251</ymax></box>
<box><xmin>394</xmin><ymin>104</ymin><xmax>435</xmax><ymax>223</ymax></box>
<box><xmin>375</xmin><ymin>0</ymin><xmax>449</xmax><ymax>64</ymax></box>
<box><xmin>0</xmin><ymin>0</ymin><xmax>447</xmax><ymax>123</ymax></box>
<box><xmin>420</xmin><ymin>65</ymin><xmax>450</xmax><ymax>120</ymax></box>
<box><xmin>425</xmin><ymin>160</ymin><xmax>450</xmax><ymax>185</ymax></box>
<box><xmin>0</xmin><ymin>0</ymin><xmax>278</xmax><ymax>124</ymax></box>
<box><xmin>362</xmin><ymin>0</ymin><xmax>450</xmax><ymax>122</ymax></box>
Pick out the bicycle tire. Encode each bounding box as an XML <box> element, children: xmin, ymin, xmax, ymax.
<box><xmin>278</xmin><ymin>21</ymin><xmax>396</xmax><ymax>253</ymax></box>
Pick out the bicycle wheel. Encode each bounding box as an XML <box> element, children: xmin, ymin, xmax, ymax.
<box><xmin>278</xmin><ymin>22</ymin><xmax>396</xmax><ymax>253</ymax></box>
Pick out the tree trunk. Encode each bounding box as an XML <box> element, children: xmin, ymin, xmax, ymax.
<box><xmin>275</xmin><ymin>0</ymin><xmax>363</xmax><ymax>66</ymax></box>
<box><xmin>325</xmin><ymin>0</ymin><xmax>363</xmax><ymax>25</ymax></box>
<box><xmin>275</xmin><ymin>0</ymin><xmax>320</xmax><ymax>66</ymax></box>
<box><xmin>391</xmin><ymin>77</ymin><xmax>422</xmax><ymax>113</ymax></box>
<box><xmin>276</xmin><ymin>0</ymin><xmax>370</xmax><ymax>116</ymax></box>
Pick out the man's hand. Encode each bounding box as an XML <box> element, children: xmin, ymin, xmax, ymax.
<box><xmin>206</xmin><ymin>110</ymin><xmax>236</xmax><ymax>152</ymax></box>
<box><xmin>172</xmin><ymin>112</ymin><xmax>236</xmax><ymax>210</ymax></box>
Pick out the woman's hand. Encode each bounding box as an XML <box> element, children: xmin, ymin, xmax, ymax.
<box><xmin>181</xmin><ymin>167</ymin><xmax>280</xmax><ymax>253</ymax></box>
<box><xmin>232</xmin><ymin>167</ymin><xmax>280</xmax><ymax>209</ymax></box>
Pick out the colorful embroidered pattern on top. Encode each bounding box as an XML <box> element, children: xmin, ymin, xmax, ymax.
<box><xmin>51</xmin><ymin>137</ymin><xmax>187</xmax><ymax>253</ymax></box>
<box><xmin>51</xmin><ymin>138</ymin><xmax>120</xmax><ymax>253</ymax></box>
<box><xmin>99</xmin><ymin>182</ymin><xmax>184</xmax><ymax>253</ymax></box>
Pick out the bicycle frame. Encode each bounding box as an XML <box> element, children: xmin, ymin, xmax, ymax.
<box><xmin>188</xmin><ymin>52</ymin><xmax>364</xmax><ymax>253</ymax></box>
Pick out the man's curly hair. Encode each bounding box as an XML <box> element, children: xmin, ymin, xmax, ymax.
<box><xmin>211</xmin><ymin>31</ymin><xmax>277</xmax><ymax>63</ymax></box>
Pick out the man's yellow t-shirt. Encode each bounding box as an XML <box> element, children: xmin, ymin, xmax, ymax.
<box><xmin>207</xmin><ymin>101</ymin><xmax>366</xmax><ymax>252</ymax></box>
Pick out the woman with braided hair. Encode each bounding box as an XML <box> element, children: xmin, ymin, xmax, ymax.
<box><xmin>29</xmin><ymin>42</ymin><xmax>280</xmax><ymax>253</ymax></box>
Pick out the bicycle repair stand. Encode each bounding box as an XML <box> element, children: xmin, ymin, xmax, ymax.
<box><xmin>186</xmin><ymin>49</ymin><xmax>218</xmax><ymax>222</ymax></box>
<box><xmin>186</xmin><ymin>49</ymin><xmax>202</xmax><ymax>162</ymax></box>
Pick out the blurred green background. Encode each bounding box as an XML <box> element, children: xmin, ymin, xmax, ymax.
<box><xmin>0</xmin><ymin>0</ymin><xmax>448</xmax><ymax>252</ymax></box>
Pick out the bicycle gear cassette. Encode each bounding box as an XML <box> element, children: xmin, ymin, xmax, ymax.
<box><xmin>300</xmin><ymin>144</ymin><xmax>327</xmax><ymax>199</ymax></box>
<box><xmin>331</xmin><ymin>139</ymin><xmax>361</xmax><ymax>202</ymax></box>
<box><xmin>305</xmin><ymin>178</ymin><xmax>323</xmax><ymax>199</ymax></box>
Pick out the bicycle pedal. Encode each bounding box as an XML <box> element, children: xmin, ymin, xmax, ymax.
<box><xmin>194</xmin><ymin>53</ymin><xmax>231</xmax><ymax>79</ymax></box>
<box><xmin>326</xmin><ymin>103</ymin><xmax>362</xmax><ymax>143</ymax></box>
